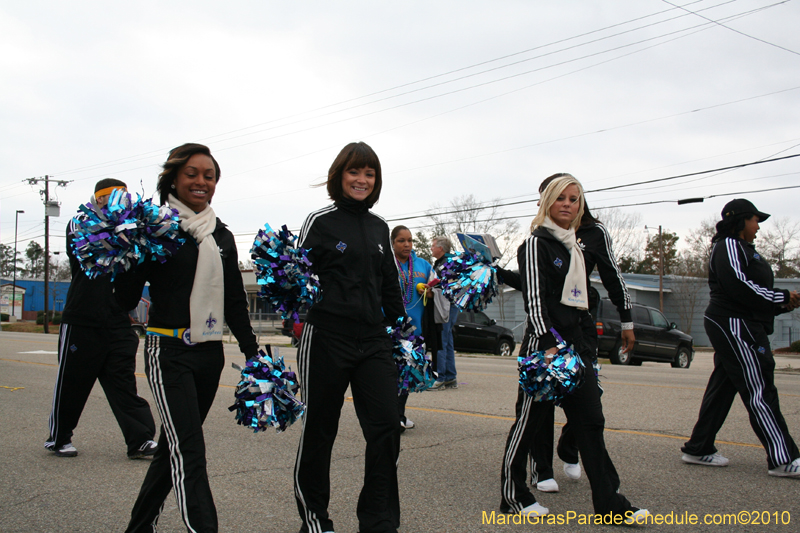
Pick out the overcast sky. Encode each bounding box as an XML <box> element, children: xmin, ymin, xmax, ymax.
<box><xmin>2</xmin><ymin>0</ymin><xmax>799</xmax><ymax>263</ymax></box>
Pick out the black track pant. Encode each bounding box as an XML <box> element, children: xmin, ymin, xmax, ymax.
<box><xmin>46</xmin><ymin>323</ymin><xmax>155</xmax><ymax>455</ymax></box>
<box><xmin>126</xmin><ymin>335</ymin><xmax>225</xmax><ymax>533</ymax></box>
<box><xmin>682</xmin><ymin>315</ymin><xmax>799</xmax><ymax>469</ymax></box>
<box><xmin>501</xmin><ymin>352</ymin><xmax>633</xmax><ymax>516</ymax></box>
<box><xmin>294</xmin><ymin>324</ymin><xmax>401</xmax><ymax>533</ymax></box>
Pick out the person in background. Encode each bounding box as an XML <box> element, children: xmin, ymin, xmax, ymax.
<box><xmin>294</xmin><ymin>142</ymin><xmax>407</xmax><ymax>533</ymax></box>
<box><xmin>122</xmin><ymin>143</ymin><xmax>259</xmax><ymax>532</ymax></box>
<box><xmin>498</xmin><ymin>174</ymin><xmax>647</xmax><ymax>524</ymax></box>
<box><xmin>429</xmin><ymin>236</ymin><xmax>459</xmax><ymax>390</ymax></box>
<box><xmin>45</xmin><ymin>178</ymin><xmax>157</xmax><ymax>460</ymax></box>
<box><xmin>681</xmin><ymin>198</ymin><xmax>800</xmax><ymax>477</ymax></box>
<box><xmin>391</xmin><ymin>225</ymin><xmax>435</xmax><ymax>429</ymax></box>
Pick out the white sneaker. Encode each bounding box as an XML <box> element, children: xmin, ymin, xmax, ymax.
<box><xmin>401</xmin><ymin>418</ymin><xmax>415</xmax><ymax>430</ymax></box>
<box><xmin>625</xmin><ymin>508</ymin><xmax>650</xmax><ymax>526</ymax></box>
<box><xmin>535</xmin><ymin>478</ymin><xmax>559</xmax><ymax>492</ymax></box>
<box><xmin>563</xmin><ymin>462</ymin><xmax>581</xmax><ymax>480</ymax></box>
<box><xmin>49</xmin><ymin>442</ymin><xmax>78</xmax><ymax>457</ymax></box>
<box><xmin>520</xmin><ymin>501</ymin><xmax>549</xmax><ymax>517</ymax></box>
<box><xmin>768</xmin><ymin>458</ymin><xmax>800</xmax><ymax>477</ymax></box>
<box><xmin>429</xmin><ymin>380</ymin><xmax>445</xmax><ymax>390</ymax></box>
<box><xmin>681</xmin><ymin>452</ymin><xmax>729</xmax><ymax>466</ymax></box>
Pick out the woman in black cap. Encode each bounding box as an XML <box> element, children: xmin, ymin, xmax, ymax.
<box><xmin>681</xmin><ymin>198</ymin><xmax>800</xmax><ymax>477</ymax></box>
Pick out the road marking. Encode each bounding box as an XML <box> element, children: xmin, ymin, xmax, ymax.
<box><xmin>0</xmin><ymin>358</ymin><xmax>56</xmax><ymax>367</ymax></box>
<box><xmin>19</xmin><ymin>350</ymin><xmax>58</xmax><ymax>354</ymax></box>
<box><xmin>1</xmin><ymin>386</ymin><xmax>24</xmax><ymax>391</ymax></box>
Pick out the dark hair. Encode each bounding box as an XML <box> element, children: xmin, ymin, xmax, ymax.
<box><xmin>711</xmin><ymin>213</ymin><xmax>753</xmax><ymax>243</ymax></box>
<box><xmin>391</xmin><ymin>225</ymin><xmax>410</xmax><ymax>242</ymax></box>
<box><xmin>327</xmin><ymin>142</ymin><xmax>382</xmax><ymax>206</ymax></box>
<box><xmin>157</xmin><ymin>143</ymin><xmax>220</xmax><ymax>205</ymax></box>
<box><xmin>95</xmin><ymin>178</ymin><xmax>126</xmax><ymax>192</ymax></box>
<box><xmin>538</xmin><ymin>172</ymin><xmax>599</xmax><ymax>226</ymax></box>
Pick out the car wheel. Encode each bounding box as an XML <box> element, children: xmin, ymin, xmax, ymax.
<box><xmin>496</xmin><ymin>339</ymin><xmax>513</xmax><ymax>356</ymax></box>
<box><xmin>609</xmin><ymin>341</ymin><xmax>634</xmax><ymax>365</ymax></box>
<box><xmin>671</xmin><ymin>346</ymin><xmax>692</xmax><ymax>369</ymax></box>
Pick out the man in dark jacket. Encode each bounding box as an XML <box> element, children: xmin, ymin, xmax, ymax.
<box><xmin>44</xmin><ymin>179</ymin><xmax>157</xmax><ymax>458</ymax></box>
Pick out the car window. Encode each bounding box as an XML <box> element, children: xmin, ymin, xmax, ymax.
<box><xmin>456</xmin><ymin>312</ymin><xmax>472</xmax><ymax>325</ymax></box>
<box><xmin>473</xmin><ymin>312</ymin><xmax>491</xmax><ymax>326</ymax></box>
<box><xmin>600</xmin><ymin>301</ymin><xmax>620</xmax><ymax>320</ymax></box>
<box><xmin>650</xmin><ymin>309</ymin><xmax>670</xmax><ymax>328</ymax></box>
<box><xmin>632</xmin><ymin>306</ymin><xmax>651</xmax><ymax>325</ymax></box>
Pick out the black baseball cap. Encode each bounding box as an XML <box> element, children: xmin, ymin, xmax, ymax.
<box><xmin>721</xmin><ymin>198</ymin><xmax>770</xmax><ymax>221</ymax></box>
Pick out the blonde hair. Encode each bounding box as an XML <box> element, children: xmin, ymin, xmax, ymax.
<box><xmin>530</xmin><ymin>174</ymin><xmax>585</xmax><ymax>232</ymax></box>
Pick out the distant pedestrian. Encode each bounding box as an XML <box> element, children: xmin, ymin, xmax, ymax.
<box><xmin>429</xmin><ymin>236</ymin><xmax>459</xmax><ymax>390</ymax></box>
<box><xmin>45</xmin><ymin>179</ymin><xmax>157</xmax><ymax>460</ymax></box>
<box><xmin>681</xmin><ymin>198</ymin><xmax>800</xmax><ymax>477</ymax></box>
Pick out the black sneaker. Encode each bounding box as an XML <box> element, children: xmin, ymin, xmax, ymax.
<box><xmin>128</xmin><ymin>440</ymin><xmax>158</xmax><ymax>459</ymax></box>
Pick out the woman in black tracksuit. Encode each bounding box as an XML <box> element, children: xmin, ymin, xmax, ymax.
<box><xmin>497</xmin><ymin>173</ymin><xmax>633</xmax><ymax>492</ymax></box>
<box><xmin>122</xmin><ymin>143</ymin><xmax>259</xmax><ymax>532</ymax></box>
<box><xmin>681</xmin><ymin>198</ymin><xmax>800</xmax><ymax>477</ymax></box>
<box><xmin>294</xmin><ymin>142</ymin><xmax>407</xmax><ymax>533</ymax></box>
<box><xmin>499</xmin><ymin>174</ymin><xmax>646</xmax><ymax>523</ymax></box>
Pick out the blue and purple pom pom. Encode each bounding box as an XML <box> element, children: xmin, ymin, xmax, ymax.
<box><xmin>70</xmin><ymin>189</ymin><xmax>183</xmax><ymax>280</ymax></box>
<box><xmin>518</xmin><ymin>329</ymin><xmax>585</xmax><ymax>405</ymax></box>
<box><xmin>439</xmin><ymin>251</ymin><xmax>498</xmax><ymax>312</ymax></box>
<box><xmin>387</xmin><ymin>317</ymin><xmax>437</xmax><ymax>395</ymax></box>
<box><xmin>251</xmin><ymin>224</ymin><xmax>320</xmax><ymax>321</ymax></box>
<box><xmin>229</xmin><ymin>345</ymin><xmax>305</xmax><ymax>433</ymax></box>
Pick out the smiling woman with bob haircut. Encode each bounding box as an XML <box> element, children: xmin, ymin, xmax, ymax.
<box><xmin>498</xmin><ymin>174</ymin><xmax>648</xmax><ymax>524</ymax></box>
<box><xmin>293</xmin><ymin>141</ymin><xmax>407</xmax><ymax>533</ymax></box>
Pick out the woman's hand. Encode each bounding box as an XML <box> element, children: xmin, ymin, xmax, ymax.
<box><xmin>544</xmin><ymin>347</ymin><xmax>558</xmax><ymax>363</ymax></box>
<box><xmin>620</xmin><ymin>330</ymin><xmax>635</xmax><ymax>353</ymax></box>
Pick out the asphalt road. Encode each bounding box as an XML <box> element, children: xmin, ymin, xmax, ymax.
<box><xmin>1</xmin><ymin>331</ymin><xmax>798</xmax><ymax>532</ymax></box>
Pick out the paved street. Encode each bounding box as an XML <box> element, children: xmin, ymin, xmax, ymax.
<box><xmin>1</xmin><ymin>331</ymin><xmax>798</xmax><ymax>532</ymax></box>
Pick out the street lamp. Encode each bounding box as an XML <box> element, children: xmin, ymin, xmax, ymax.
<box><xmin>12</xmin><ymin>210</ymin><xmax>24</xmax><ymax>321</ymax></box>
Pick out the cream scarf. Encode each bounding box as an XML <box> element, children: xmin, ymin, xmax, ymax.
<box><xmin>168</xmin><ymin>194</ymin><xmax>225</xmax><ymax>343</ymax></box>
<box><xmin>541</xmin><ymin>216</ymin><xmax>588</xmax><ymax>310</ymax></box>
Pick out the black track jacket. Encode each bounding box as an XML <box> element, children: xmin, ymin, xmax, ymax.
<box><xmin>298</xmin><ymin>198</ymin><xmax>406</xmax><ymax>338</ymax></box>
<box><xmin>705</xmin><ymin>236</ymin><xmax>790</xmax><ymax>335</ymax></box>
<box><xmin>518</xmin><ymin>227</ymin><xmax>594</xmax><ymax>354</ymax></box>
<box><xmin>62</xmin><ymin>218</ymin><xmax>130</xmax><ymax>329</ymax></box>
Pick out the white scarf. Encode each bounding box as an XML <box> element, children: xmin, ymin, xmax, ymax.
<box><xmin>168</xmin><ymin>194</ymin><xmax>225</xmax><ymax>343</ymax></box>
<box><xmin>541</xmin><ymin>216</ymin><xmax>588</xmax><ymax>310</ymax></box>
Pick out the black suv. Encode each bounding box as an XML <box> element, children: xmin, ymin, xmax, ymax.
<box><xmin>594</xmin><ymin>299</ymin><xmax>694</xmax><ymax>368</ymax></box>
<box><xmin>453</xmin><ymin>310</ymin><xmax>516</xmax><ymax>356</ymax></box>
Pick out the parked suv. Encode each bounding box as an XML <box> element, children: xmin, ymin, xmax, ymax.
<box><xmin>453</xmin><ymin>310</ymin><xmax>516</xmax><ymax>356</ymax></box>
<box><xmin>593</xmin><ymin>298</ymin><xmax>694</xmax><ymax>368</ymax></box>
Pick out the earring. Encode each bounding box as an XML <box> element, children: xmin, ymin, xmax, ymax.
<box><xmin>171</xmin><ymin>184</ymin><xmax>176</xmax><ymax>189</ymax></box>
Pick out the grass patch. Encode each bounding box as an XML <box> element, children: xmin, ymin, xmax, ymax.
<box><xmin>1</xmin><ymin>321</ymin><xmax>58</xmax><ymax>334</ymax></box>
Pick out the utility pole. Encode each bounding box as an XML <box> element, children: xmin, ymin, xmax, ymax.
<box><xmin>26</xmin><ymin>175</ymin><xmax>70</xmax><ymax>333</ymax></box>
<box><xmin>645</xmin><ymin>225</ymin><xmax>665</xmax><ymax>312</ymax></box>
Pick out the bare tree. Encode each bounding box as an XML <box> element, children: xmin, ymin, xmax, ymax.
<box><xmin>669</xmin><ymin>252</ymin><xmax>708</xmax><ymax>335</ymax></box>
<box><xmin>758</xmin><ymin>217</ymin><xmax>800</xmax><ymax>278</ymax></box>
<box><xmin>425</xmin><ymin>194</ymin><xmax>521</xmax><ymax>268</ymax></box>
<box><xmin>593</xmin><ymin>208</ymin><xmax>644</xmax><ymax>265</ymax></box>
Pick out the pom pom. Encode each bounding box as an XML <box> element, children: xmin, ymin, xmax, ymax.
<box><xmin>251</xmin><ymin>224</ymin><xmax>320</xmax><ymax>321</ymax></box>
<box><xmin>518</xmin><ymin>329</ymin><xmax>585</xmax><ymax>406</ymax></box>
<box><xmin>228</xmin><ymin>345</ymin><xmax>305</xmax><ymax>433</ymax></box>
<box><xmin>387</xmin><ymin>317</ymin><xmax>437</xmax><ymax>395</ymax></box>
<box><xmin>438</xmin><ymin>251</ymin><xmax>498</xmax><ymax>312</ymax></box>
<box><xmin>70</xmin><ymin>189</ymin><xmax>184</xmax><ymax>280</ymax></box>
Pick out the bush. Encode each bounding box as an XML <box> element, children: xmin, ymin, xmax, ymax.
<box><xmin>790</xmin><ymin>340</ymin><xmax>800</xmax><ymax>353</ymax></box>
<box><xmin>36</xmin><ymin>311</ymin><xmax>63</xmax><ymax>325</ymax></box>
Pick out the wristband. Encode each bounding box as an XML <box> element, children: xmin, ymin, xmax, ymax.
<box><xmin>621</xmin><ymin>322</ymin><xmax>634</xmax><ymax>331</ymax></box>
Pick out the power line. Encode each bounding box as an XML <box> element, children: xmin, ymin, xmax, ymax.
<box><xmin>663</xmin><ymin>0</ymin><xmax>800</xmax><ymax>57</ymax></box>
